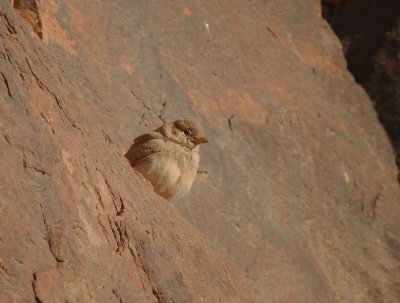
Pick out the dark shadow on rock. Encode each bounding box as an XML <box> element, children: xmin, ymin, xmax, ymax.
<box><xmin>322</xmin><ymin>0</ymin><xmax>400</xmax><ymax>178</ymax></box>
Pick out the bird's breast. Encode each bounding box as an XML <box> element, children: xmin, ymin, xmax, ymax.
<box><xmin>135</xmin><ymin>145</ymin><xmax>200</xmax><ymax>199</ymax></box>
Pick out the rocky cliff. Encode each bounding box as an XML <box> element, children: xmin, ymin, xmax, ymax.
<box><xmin>1</xmin><ymin>0</ymin><xmax>399</xmax><ymax>302</ymax></box>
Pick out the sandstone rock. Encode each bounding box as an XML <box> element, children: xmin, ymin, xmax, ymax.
<box><xmin>0</xmin><ymin>1</ymin><xmax>254</xmax><ymax>302</ymax></box>
<box><xmin>2</xmin><ymin>0</ymin><xmax>400</xmax><ymax>302</ymax></box>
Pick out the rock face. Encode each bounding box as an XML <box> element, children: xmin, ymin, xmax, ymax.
<box><xmin>0</xmin><ymin>1</ymin><xmax>254</xmax><ymax>302</ymax></box>
<box><xmin>1</xmin><ymin>0</ymin><xmax>400</xmax><ymax>303</ymax></box>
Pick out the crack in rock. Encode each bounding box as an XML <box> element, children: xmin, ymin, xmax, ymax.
<box><xmin>0</xmin><ymin>11</ymin><xmax>17</xmax><ymax>35</ymax></box>
<box><xmin>37</xmin><ymin>202</ymin><xmax>65</xmax><ymax>264</ymax></box>
<box><xmin>1</xmin><ymin>72</ymin><xmax>12</xmax><ymax>97</ymax></box>
<box><xmin>96</xmin><ymin>168</ymin><xmax>125</xmax><ymax>216</ymax></box>
<box><xmin>32</xmin><ymin>273</ymin><xmax>43</xmax><ymax>303</ymax></box>
<box><xmin>228</xmin><ymin>114</ymin><xmax>235</xmax><ymax>132</ymax></box>
<box><xmin>130</xmin><ymin>89</ymin><xmax>167</xmax><ymax>124</ymax></box>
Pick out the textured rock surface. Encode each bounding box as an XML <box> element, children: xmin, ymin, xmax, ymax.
<box><xmin>0</xmin><ymin>1</ymin><xmax>254</xmax><ymax>302</ymax></box>
<box><xmin>2</xmin><ymin>0</ymin><xmax>400</xmax><ymax>302</ymax></box>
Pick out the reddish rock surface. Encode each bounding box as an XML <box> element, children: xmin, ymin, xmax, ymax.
<box><xmin>0</xmin><ymin>1</ymin><xmax>254</xmax><ymax>302</ymax></box>
<box><xmin>1</xmin><ymin>0</ymin><xmax>400</xmax><ymax>302</ymax></box>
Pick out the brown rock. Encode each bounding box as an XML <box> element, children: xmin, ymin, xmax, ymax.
<box><xmin>12</xmin><ymin>0</ymin><xmax>42</xmax><ymax>39</ymax></box>
<box><xmin>2</xmin><ymin>0</ymin><xmax>400</xmax><ymax>302</ymax></box>
<box><xmin>0</xmin><ymin>1</ymin><xmax>254</xmax><ymax>302</ymax></box>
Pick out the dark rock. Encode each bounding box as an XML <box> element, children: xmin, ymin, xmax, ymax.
<box><xmin>325</xmin><ymin>0</ymin><xmax>400</xmax><ymax>84</ymax></box>
<box><xmin>323</xmin><ymin>0</ymin><xmax>400</xmax><ymax>173</ymax></box>
<box><xmin>367</xmin><ymin>18</ymin><xmax>400</xmax><ymax>171</ymax></box>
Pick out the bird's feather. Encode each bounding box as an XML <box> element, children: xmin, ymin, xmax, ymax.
<box><xmin>124</xmin><ymin>117</ymin><xmax>206</xmax><ymax>199</ymax></box>
<box><xmin>125</xmin><ymin>131</ymin><xmax>165</xmax><ymax>166</ymax></box>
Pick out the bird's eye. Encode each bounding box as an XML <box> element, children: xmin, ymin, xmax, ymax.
<box><xmin>184</xmin><ymin>129</ymin><xmax>191</xmax><ymax>136</ymax></box>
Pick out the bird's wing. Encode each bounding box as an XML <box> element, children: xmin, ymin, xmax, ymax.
<box><xmin>125</xmin><ymin>131</ymin><xmax>165</xmax><ymax>166</ymax></box>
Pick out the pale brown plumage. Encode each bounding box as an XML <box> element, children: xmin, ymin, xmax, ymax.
<box><xmin>125</xmin><ymin>117</ymin><xmax>208</xmax><ymax>199</ymax></box>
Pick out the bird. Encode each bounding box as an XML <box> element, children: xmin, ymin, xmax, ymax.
<box><xmin>125</xmin><ymin>117</ymin><xmax>208</xmax><ymax>200</ymax></box>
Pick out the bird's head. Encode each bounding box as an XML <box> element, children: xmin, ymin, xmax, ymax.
<box><xmin>166</xmin><ymin>117</ymin><xmax>208</xmax><ymax>149</ymax></box>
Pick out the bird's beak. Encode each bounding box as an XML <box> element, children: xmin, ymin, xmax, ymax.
<box><xmin>191</xmin><ymin>137</ymin><xmax>208</xmax><ymax>144</ymax></box>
